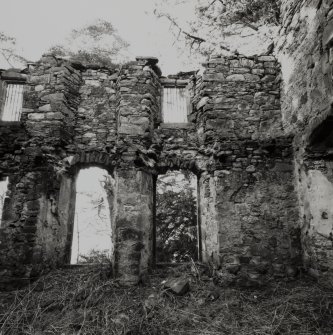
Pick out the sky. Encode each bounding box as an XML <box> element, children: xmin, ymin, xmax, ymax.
<box><xmin>0</xmin><ymin>0</ymin><xmax>200</xmax><ymax>74</ymax></box>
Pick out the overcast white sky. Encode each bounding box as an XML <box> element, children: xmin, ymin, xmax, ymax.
<box><xmin>0</xmin><ymin>0</ymin><xmax>201</xmax><ymax>74</ymax></box>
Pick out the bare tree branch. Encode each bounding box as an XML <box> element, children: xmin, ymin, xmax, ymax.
<box><xmin>153</xmin><ymin>0</ymin><xmax>279</xmax><ymax>56</ymax></box>
<box><xmin>154</xmin><ymin>10</ymin><xmax>206</xmax><ymax>45</ymax></box>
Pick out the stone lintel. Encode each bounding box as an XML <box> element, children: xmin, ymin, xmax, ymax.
<box><xmin>1</xmin><ymin>70</ymin><xmax>27</xmax><ymax>82</ymax></box>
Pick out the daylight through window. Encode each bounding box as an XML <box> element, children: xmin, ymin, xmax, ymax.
<box><xmin>162</xmin><ymin>87</ymin><xmax>191</xmax><ymax>123</ymax></box>
<box><xmin>1</xmin><ymin>83</ymin><xmax>24</xmax><ymax>121</ymax></box>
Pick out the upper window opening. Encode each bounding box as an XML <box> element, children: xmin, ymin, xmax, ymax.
<box><xmin>0</xmin><ymin>83</ymin><xmax>24</xmax><ymax>121</ymax></box>
<box><xmin>162</xmin><ymin>87</ymin><xmax>191</xmax><ymax>123</ymax></box>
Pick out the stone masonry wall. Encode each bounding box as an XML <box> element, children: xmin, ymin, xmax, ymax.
<box><xmin>198</xmin><ymin>140</ymin><xmax>300</xmax><ymax>285</ymax></box>
<box><xmin>73</xmin><ymin>67</ymin><xmax>118</xmax><ymax>151</ymax></box>
<box><xmin>0</xmin><ymin>52</ymin><xmax>302</xmax><ymax>287</ymax></box>
<box><xmin>278</xmin><ymin>0</ymin><xmax>333</xmax><ymax>279</ymax></box>
<box><xmin>193</xmin><ymin>55</ymin><xmax>282</xmax><ymax>144</ymax></box>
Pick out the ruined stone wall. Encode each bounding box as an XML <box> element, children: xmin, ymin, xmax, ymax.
<box><xmin>0</xmin><ymin>59</ymin><xmax>82</xmax><ymax>287</ymax></box>
<box><xmin>147</xmin><ymin>56</ymin><xmax>299</xmax><ymax>284</ymax></box>
<box><xmin>0</xmin><ymin>55</ymin><xmax>163</xmax><ymax>287</ymax></box>
<box><xmin>277</xmin><ymin>0</ymin><xmax>332</xmax><ymax>137</ymax></box>
<box><xmin>73</xmin><ymin>67</ymin><xmax>118</xmax><ymax>151</ymax></box>
<box><xmin>193</xmin><ymin>55</ymin><xmax>282</xmax><ymax>143</ymax></box>
<box><xmin>0</xmin><ymin>52</ymin><xmax>301</xmax><ymax>287</ymax></box>
<box><xmin>278</xmin><ymin>0</ymin><xmax>333</xmax><ymax>279</ymax></box>
<box><xmin>198</xmin><ymin>140</ymin><xmax>300</xmax><ymax>285</ymax></box>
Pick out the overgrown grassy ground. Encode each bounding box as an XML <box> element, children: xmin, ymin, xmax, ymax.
<box><xmin>1</xmin><ymin>264</ymin><xmax>333</xmax><ymax>335</ymax></box>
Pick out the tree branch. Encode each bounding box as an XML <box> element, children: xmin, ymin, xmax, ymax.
<box><xmin>154</xmin><ymin>10</ymin><xmax>206</xmax><ymax>45</ymax></box>
<box><xmin>0</xmin><ymin>50</ymin><xmax>14</xmax><ymax>67</ymax></box>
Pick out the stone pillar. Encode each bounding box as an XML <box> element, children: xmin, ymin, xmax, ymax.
<box><xmin>117</xmin><ymin>56</ymin><xmax>161</xmax><ymax>140</ymax></box>
<box><xmin>24</xmin><ymin>55</ymin><xmax>82</xmax><ymax>148</ymax></box>
<box><xmin>0</xmin><ymin>173</ymin><xmax>37</xmax><ymax>287</ymax></box>
<box><xmin>58</xmin><ymin>174</ymin><xmax>77</xmax><ymax>264</ymax></box>
<box><xmin>198</xmin><ymin>172</ymin><xmax>220</xmax><ymax>264</ymax></box>
<box><xmin>112</xmin><ymin>168</ymin><xmax>154</xmax><ymax>285</ymax></box>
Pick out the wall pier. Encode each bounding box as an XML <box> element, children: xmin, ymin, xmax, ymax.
<box><xmin>0</xmin><ymin>170</ymin><xmax>66</xmax><ymax>288</ymax></box>
<box><xmin>112</xmin><ymin>168</ymin><xmax>154</xmax><ymax>285</ymax></box>
<box><xmin>198</xmin><ymin>172</ymin><xmax>219</xmax><ymax>264</ymax></box>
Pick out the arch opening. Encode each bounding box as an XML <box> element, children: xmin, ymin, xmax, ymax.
<box><xmin>70</xmin><ymin>167</ymin><xmax>113</xmax><ymax>265</ymax></box>
<box><xmin>155</xmin><ymin>170</ymin><xmax>200</xmax><ymax>264</ymax></box>
<box><xmin>307</xmin><ymin>113</ymin><xmax>333</xmax><ymax>154</ymax></box>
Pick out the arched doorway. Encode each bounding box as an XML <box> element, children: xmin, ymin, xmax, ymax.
<box><xmin>155</xmin><ymin>170</ymin><xmax>200</xmax><ymax>263</ymax></box>
<box><xmin>70</xmin><ymin>167</ymin><xmax>113</xmax><ymax>264</ymax></box>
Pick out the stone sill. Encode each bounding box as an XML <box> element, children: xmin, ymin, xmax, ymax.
<box><xmin>0</xmin><ymin>121</ymin><xmax>22</xmax><ymax>127</ymax></box>
<box><xmin>159</xmin><ymin>123</ymin><xmax>195</xmax><ymax>130</ymax></box>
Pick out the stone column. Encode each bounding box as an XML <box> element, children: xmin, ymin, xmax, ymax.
<box><xmin>58</xmin><ymin>174</ymin><xmax>77</xmax><ymax>264</ymax></box>
<box><xmin>112</xmin><ymin>168</ymin><xmax>154</xmax><ymax>285</ymax></box>
<box><xmin>117</xmin><ymin>56</ymin><xmax>161</xmax><ymax>140</ymax></box>
<box><xmin>24</xmin><ymin>55</ymin><xmax>82</xmax><ymax>148</ymax></box>
<box><xmin>198</xmin><ymin>172</ymin><xmax>220</xmax><ymax>264</ymax></box>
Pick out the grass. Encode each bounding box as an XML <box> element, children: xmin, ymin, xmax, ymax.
<box><xmin>1</xmin><ymin>263</ymin><xmax>333</xmax><ymax>335</ymax></box>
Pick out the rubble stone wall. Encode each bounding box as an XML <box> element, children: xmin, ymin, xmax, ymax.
<box><xmin>0</xmin><ymin>52</ymin><xmax>301</xmax><ymax>287</ymax></box>
<box><xmin>198</xmin><ymin>140</ymin><xmax>301</xmax><ymax>285</ymax></box>
<box><xmin>278</xmin><ymin>0</ymin><xmax>333</xmax><ymax>279</ymax></box>
<box><xmin>193</xmin><ymin>55</ymin><xmax>282</xmax><ymax>143</ymax></box>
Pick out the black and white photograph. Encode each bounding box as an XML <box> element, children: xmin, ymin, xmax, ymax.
<box><xmin>0</xmin><ymin>0</ymin><xmax>333</xmax><ymax>334</ymax></box>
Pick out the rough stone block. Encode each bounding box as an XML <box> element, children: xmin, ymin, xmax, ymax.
<box><xmin>28</xmin><ymin>113</ymin><xmax>45</xmax><ymax>120</ymax></box>
<box><xmin>164</xmin><ymin>278</ymin><xmax>190</xmax><ymax>295</ymax></box>
<box><xmin>258</xmin><ymin>56</ymin><xmax>276</xmax><ymax>62</ymax></box>
<box><xmin>226</xmin><ymin>74</ymin><xmax>245</xmax><ymax>81</ymax></box>
<box><xmin>38</xmin><ymin>104</ymin><xmax>52</xmax><ymax>112</ymax></box>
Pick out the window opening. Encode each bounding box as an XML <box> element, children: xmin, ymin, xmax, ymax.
<box><xmin>1</xmin><ymin>83</ymin><xmax>24</xmax><ymax>121</ymax></box>
<box><xmin>0</xmin><ymin>177</ymin><xmax>9</xmax><ymax>227</ymax></box>
<box><xmin>162</xmin><ymin>87</ymin><xmax>191</xmax><ymax>123</ymax></box>
<box><xmin>156</xmin><ymin>170</ymin><xmax>198</xmax><ymax>263</ymax></box>
<box><xmin>71</xmin><ymin>167</ymin><xmax>113</xmax><ymax>264</ymax></box>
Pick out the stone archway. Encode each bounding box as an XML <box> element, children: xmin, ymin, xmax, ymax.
<box><xmin>70</xmin><ymin>167</ymin><xmax>113</xmax><ymax>264</ymax></box>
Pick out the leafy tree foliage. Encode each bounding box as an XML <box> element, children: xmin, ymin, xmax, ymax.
<box><xmin>156</xmin><ymin>182</ymin><xmax>198</xmax><ymax>263</ymax></box>
<box><xmin>48</xmin><ymin>19</ymin><xmax>129</xmax><ymax>67</ymax></box>
<box><xmin>154</xmin><ymin>0</ymin><xmax>280</xmax><ymax>56</ymax></box>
